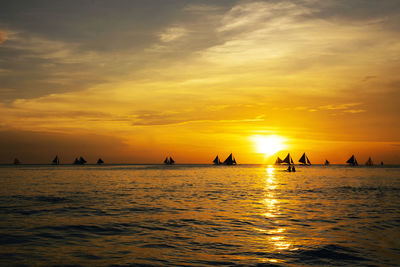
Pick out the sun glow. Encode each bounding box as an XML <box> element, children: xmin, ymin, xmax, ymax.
<box><xmin>252</xmin><ymin>135</ymin><xmax>286</xmax><ymax>156</ymax></box>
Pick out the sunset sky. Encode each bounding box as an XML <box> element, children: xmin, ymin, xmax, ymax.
<box><xmin>1</xmin><ymin>0</ymin><xmax>399</xmax><ymax>164</ymax></box>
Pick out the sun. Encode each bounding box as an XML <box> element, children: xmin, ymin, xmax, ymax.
<box><xmin>252</xmin><ymin>135</ymin><xmax>286</xmax><ymax>156</ymax></box>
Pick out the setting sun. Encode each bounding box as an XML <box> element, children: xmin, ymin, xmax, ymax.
<box><xmin>252</xmin><ymin>135</ymin><xmax>286</xmax><ymax>156</ymax></box>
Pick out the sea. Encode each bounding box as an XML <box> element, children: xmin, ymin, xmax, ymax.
<box><xmin>0</xmin><ymin>164</ymin><xmax>399</xmax><ymax>266</ymax></box>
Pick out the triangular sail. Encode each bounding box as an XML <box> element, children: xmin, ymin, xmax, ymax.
<box><xmin>223</xmin><ymin>153</ymin><xmax>236</xmax><ymax>165</ymax></box>
<box><xmin>324</xmin><ymin>159</ymin><xmax>330</xmax><ymax>165</ymax></box>
<box><xmin>213</xmin><ymin>156</ymin><xmax>220</xmax><ymax>165</ymax></box>
<box><xmin>346</xmin><ymin>155</ymin><xmax>355</xmax><ymax>164</ymax></box>
<box><xmin>275</xmin><ymin>157</ymin><xmax>283</xmax><ymax>164</ymax></box>
<box><xmin>282</xmin><ymin>153</ymin><xmax>293</xmax><ymax>165</ymax></box>
<box><xmin>169</xmin><ymin>157</ymin><xmax>175</xmax><ymax>164</ymax></box>
<box><xmin>79</xmin><ymin>157</ymin><xmax>87</xmax><ymax>164</ymax></box>
<box><xmin>306</xmin><ymin>155</ymin><xmax>311</xmax><ymax>165</ymax></box>
<box><xmin>164</xmin><ymin>157</ymin><xmax>170</xmax><ymax>164</ymax></box>
<box><xmin>299</xmin><ymin>153</ymin><xmax>306</xmax><ymax>164</ymax></box>
<box><xmin>52</xmin><ymin>155</ymin><xmax>59</xmax><ymax>165</ymax></box>
<box><xmin>97</xmin><ymin>158</ymin><xmax>104</xmax><ymax>164</ymax></box>
<box><xmin>347</xmin><ymin>155</ymin><xmax>358</xmax><ymax>166</ymax></box>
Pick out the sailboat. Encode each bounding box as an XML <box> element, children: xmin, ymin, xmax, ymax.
<box><xmin>275</xmin><ymin>157</ymin><xmax>283</xmax><ymax>165</ymax></box>
<box><xmin>365</xmin><ymin>157</ymin><xmax>373</xmax><ymax>166</ymax></box>
<box><xmin>223</xmin><ymin>153</ymin><xmax>237</xmax><ymax>165</ymax></box>
<box><xmin>74</xmin><ymin>157</ymin><xmax>87</xmax><ymax>165</ymax></box>
<box><xmin>164</xmin><ymin>157</ymin><xmax>175</xmax><ymax>165</ymax></box>
<box><xmin>324</xmin><ymin>159</ymin><xmax>330</xmax><ymax>165</ymax></box>
<box><xmin>298</xmin><ymin>153</ymin><xmax>311</xmax><ymax>165</ymax></box>
<box><xmin>52</xmin><ymin>155</ymin><xmax>59</xmax><ymax>165</ymax></box>
<box><xmin>282</xmin><ymin>153</ymin><xmax>294</xmax><ymax>165</ymax></box>
<box><xmin>213</xmin><ymin>155</ymin><xmax>221</xmax><ymax>165</ymax></box>
<box><xmin>346</xmin><ymin>155</ymin><xmax>358</xmax><ymax>166</ymax></box>
<box><xmin>97</xmin><ymin>158</ymin><xmax>104</xmax><ymax>165</ymax></box>
<box><xmin>13</xmin><ymin>158</ymin><xmax>21</xmax><ymax>165</ymax></box>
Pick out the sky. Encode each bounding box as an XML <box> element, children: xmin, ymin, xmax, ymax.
<box><xmin>0</xmin><ymin>0</ymin><xmax>399</xmax><ymax>164</ymax></box>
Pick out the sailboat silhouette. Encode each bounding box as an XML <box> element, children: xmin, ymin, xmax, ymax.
<box><xmin>97</xmin><ymin>158</ymin><xmax>104</xmax><ymax>165</ymax></box>
<box><xmin>282</xmin><ymin>153</ymin><xmax>294</xmax><ymax>165</ymax></box>
<box><xmin>324</xmin><ymin>159</ymin><xmax>330</xmax><ymax>165</ymax></box>
<box><xmin>223</xmin><ymin>153</ymin><xmax>237</xmax><ymax>165</ymax></box>
<box><xmin>213</xmin><ymin>155</ymin><xmax>221</xmax><ymax>165</ymax></box>
<box><xmin>275</xmin><ymin>157</ymin><xmax>283</xmax><ymax>165</ymax></box>
<box><xmin>164</xmin><ymin>157</ymin><xmax>175</xmax><ymax>165</ymax></box>
<box><xmin>74</xmin><ymin>157</ymin><xmax>87</xmax><ymax>165</ymax></box>
<box><xmin>298</xmin><ymin>153</ymin><xmax>311</xmax><ymax>165</ymax></box>
<box><xmin>365</xmin><ymin>157</ymin><xmax>373</xmax><ymax>166</ymax></box>
<box><xmin>52</xmin><ymin>155</ymin><xmax>59</xmax><ymax>165</ymax></box>
<box><xmin>346</xmin><ymin>155</ymin><xmax>358</xmax><ymax>166</ymax></box>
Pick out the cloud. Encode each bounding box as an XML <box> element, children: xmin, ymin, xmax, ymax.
<box><xmin>0</xmin><ymin>30</ymin><xmax>6</xmax><ymax>44</ymax></box>
<box><xmin>318</xmin><ymin>103</ymin><xmax>362</xmax><ymax>111</ymax></box>
<box><xmin>344</xmin><ymin>109</ymin><xmax>366</xmax><ymax>114</ymax></box>
<box><xmin>159</xmin><ymin>26</ymin><xmax>187</xmax><ymax>42</ymax></box>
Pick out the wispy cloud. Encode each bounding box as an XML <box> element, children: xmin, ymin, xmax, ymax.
<box><xmin>159</xmin><ymin>26</ymin><xmax>187</xmax><ymax>42</ymax></box>
<box><xmin>0</xmin><ymin>29</ymin><xmax>6</xmax><ymax>44</ymax></box>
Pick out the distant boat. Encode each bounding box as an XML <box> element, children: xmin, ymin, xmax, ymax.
<box><xmin>324</xmin><ymin>159</ymin><xmax>330</xmax><ymax>165</ymax></box>
<box><xmin>74</xmin><ymin>157</ymin><xmax>87</xmax><ymax>165</ymax></box>
<box><xmin>346</xmin><ymin>155</ymin><xmax>358</xmax><ymax>166</ymax></box>
<box><xmin>13</xmin><ymin>158</ymin><xmax>21</xmax><ymax>165</ymax></box>
<box><xmin>381</xmin><ymin>161</ymin><xmax>384</xmax><ymax>166</ymax></box>
<box><xmin>223</xmin><ymin>153</ymin><xmax>237</xmax><ymax>165</ymax></box>
<box><xmin>365</xmin><ymin>157</ymin><xmax>373</xmax><ymax>166</ymax></box>
<box><xmin>275</xmin><ymin>157</ymin><xmax>283</xmax><ymax>165</ymax></box>
<box><xmin>298</xmin><ymin>153</ymin><xmax>311</xmax><ymax>165</ymax></box>
<box><xmin>97</xmin><ymin>158</ymin><xmax>104</xmax><ymax>165</ymax></box>
<box><xmin>213</xmin><ymin>155</ymin><xmax>221</xmax><ymax>165</ymax></box>
<box><xmin>52</xmin><ymin>155</ymin><xmax>59</xmax><ymax>165</ymax></box>
<box><xmin>164</xmin><ymin>157</ymin><xmax>175</xmax><ymax>165</ymax></box>
<box><xmin>282</xmin><ymin>153</ymin><xmax>294</xmax><ymax>165</ymax></box>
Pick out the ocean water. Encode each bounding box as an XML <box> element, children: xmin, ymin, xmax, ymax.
<box><xmin>0</xmin><ymin>164</ymin><xmax>399</xmax><ymax>266</ymax></box>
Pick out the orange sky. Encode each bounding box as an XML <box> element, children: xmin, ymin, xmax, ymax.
<box><xmin>0</xmin><ymin>1</ymin><xmax>399</xmax><ymax>164</ymax></box>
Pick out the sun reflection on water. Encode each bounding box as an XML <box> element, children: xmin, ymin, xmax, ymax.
<box><xmin>262</xmin><ymin>166</ymin><xmax>293</xmax><ymax>251</ymax></box>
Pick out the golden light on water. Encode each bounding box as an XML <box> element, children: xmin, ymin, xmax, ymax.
<box><xmin>252</xmin><ymin>135</ymin><xmax>287</xmax><ymax>157</ymax></box>
<box><xmin>263</xmin><ymin>166</ymin><xmax>293</xmax><ymax>251</ymax></box>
